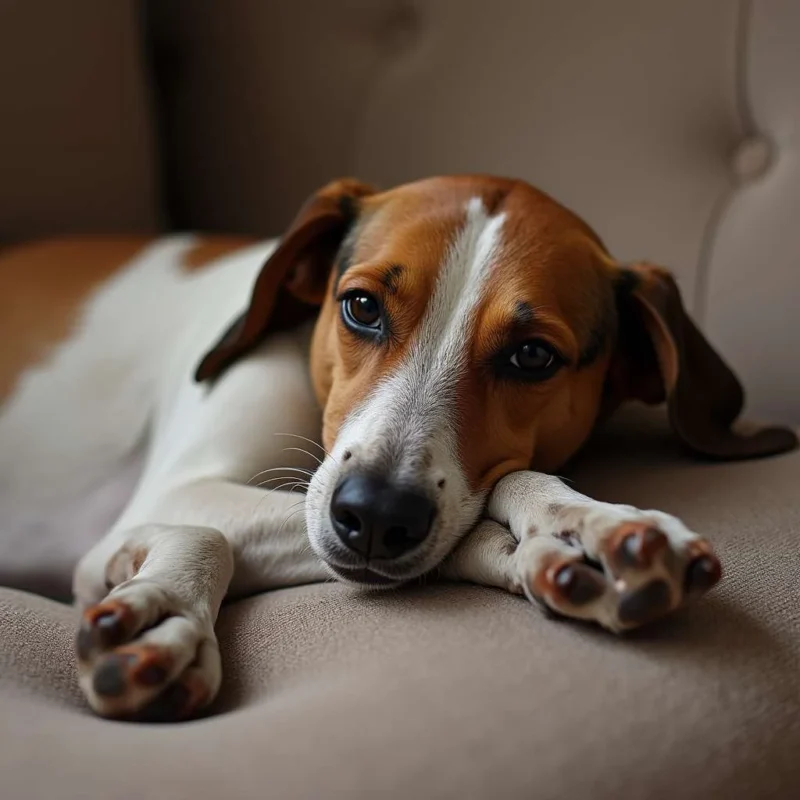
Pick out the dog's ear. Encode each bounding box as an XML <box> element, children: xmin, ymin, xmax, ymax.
<box><xmin>607</xmin><ymin>262</ymin><xmax>797</xmax><ymax>459</ymax></box>
<box><xmin>195</xmin><ymin>178</ymin><xmax>375</xmax><ymax>382</ymax></box>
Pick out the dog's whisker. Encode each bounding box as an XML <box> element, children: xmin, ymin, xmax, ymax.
<box><xmin>248</xmin><ymin>465</ymin><xmax>315</xmax><ymax>484</ymax></box>
<box><xmin>256</xmin><ymin>475</ymin><xmax>311</xmax><ymax>488</ymax></box>
<box><xmin>281</xmin><ymin>446</ymin><xmax>324</xmax><ymax>467</ymax></box>
<box><xmin>275</xmin><ymin>498</ymin><xmax>307</xmax><ymax>515</ymax></box>
<box><xmin>277</xmin><ymin>507</ymin><xmax>307</xmax><ymax>537</ymax></box>
<box><xmin>261</xmin><ymin>481</ymin><xmax>308</xmax><ymax>495</ymax></box>
<box><xmin>273</xmin><ymin>432</ymin><xmax>338</xmax><ymax>464</ymax></box>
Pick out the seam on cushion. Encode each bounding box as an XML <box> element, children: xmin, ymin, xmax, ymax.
<box><xmin>733</xmin><ymin>0</ymin><xmax>756</xmax><ymax>133</ymax></box>
<box><xmin>694</xmin><ymin>0</ymin><xmax>754</xmax><ymax>324</ymax></box>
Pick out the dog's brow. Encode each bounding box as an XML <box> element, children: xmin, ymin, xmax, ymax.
<box><xmin>513</xmin><ymin>300</ymin><xmax>535</xmax><ymax>326</ymax></box>
<box><xmin>332</xmin><ymin>232</ymin><xmax>358</xmax><ymax>295</ymax></box>
<box><xmin>577</xmin><ymin>284</ymin><xmax>616</xmax><ymax>368</ymax></box>
<box><xmin>380</xmin><ymin>264</ymin><xmax>403</xmax><ymax>295</ymax></box>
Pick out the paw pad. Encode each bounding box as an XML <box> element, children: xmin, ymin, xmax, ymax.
<box><xmin>550</xmin><ymin>562</ymin><xmax>606</xmax><ymax>606</ymax></box>
<box><xmin>610</xmin><ymin>524</ymin><xmax>668</xmax><ymax>569</ymax></box>
<box><xmin>684</xmin><ymin>554</ymin><xmax>722</xmax><ymax>595</ymax></box>
<box><xmin>618</xmin><ymin>580</ymin><xmax>673</xmax><ymax>625</ymax></box>
<box><xmin>92</xmin><ymin>646</ymin><xmax>173</xmax><ymax>698</ymax></box>
<box><xmin>92</xmin><ymin>653</ymin><xmax>137</xmax><ymax>697</ymax></box>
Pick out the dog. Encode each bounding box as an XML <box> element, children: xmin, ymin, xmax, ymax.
<box><xmin>1</xmin><ymin>175</ymin><xmax>796</xmax><ymax>721</ymax></box>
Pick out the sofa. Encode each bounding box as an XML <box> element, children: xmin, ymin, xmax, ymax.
<box><xmin>1</xmin><ymin>2</ymin><xmax>798</xmax><ymax>798</ymax></box>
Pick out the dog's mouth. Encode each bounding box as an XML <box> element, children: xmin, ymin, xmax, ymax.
<box><xmin>325</xmin><ymin>564</ymin><xmax>405</xmax><ymax>587</ymax></box>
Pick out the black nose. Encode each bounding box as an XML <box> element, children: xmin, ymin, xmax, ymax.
<box><xmin>330</xmin><ymin>474</ymin><xmax>435</xmax><ymax>560</ymax></box>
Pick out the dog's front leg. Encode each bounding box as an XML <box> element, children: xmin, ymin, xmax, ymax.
<box><xmin>74</xmin><ymin>481</ymin><xmax>324</xmax><ymax>720</ymax></box>
<box><xmin>75</xmin><ymin>521</ymin><xmax>232</xmax><ymax>720</ymax></box>
<box><xmin>442</xmin><ymin>471</ymin><xmax>722</xmax><ymax>632</ymax></box>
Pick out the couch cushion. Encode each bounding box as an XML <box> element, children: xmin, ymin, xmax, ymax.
<box><xmin>1</xmin><ymin>410</ymin><xmax>799</xmax><ymax>799</ymax></box>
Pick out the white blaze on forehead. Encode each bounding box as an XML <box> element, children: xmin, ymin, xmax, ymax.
<box><xmin>413</xmin><ymin>196</ymin><xmax>506</xmax><ymax>374</ymax></box>
<box><xmin>335</xmin><ymin>197</ymin><xmax>506</xmax><ymax>470</ymax></box>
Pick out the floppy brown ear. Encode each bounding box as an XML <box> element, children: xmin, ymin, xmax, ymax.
<box><xmin>610</xmin><ymin>262</ymin><xmax>797</xmax><ymax>460</ymax></box>
<box><xmin>195</xmin><ymin>178</ymin><xmax>375</xmax><ymax>382</ymax></box>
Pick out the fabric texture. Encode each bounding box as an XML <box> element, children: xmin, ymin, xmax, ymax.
<box><xmin>2</xmin><ymin>410</ymin><xmax>798</xmax><ymax>800</ymax></box>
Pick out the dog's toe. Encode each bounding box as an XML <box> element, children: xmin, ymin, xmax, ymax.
<box><xmin>550</xmin><ymin>562</ymin><xmax>606</xmax><ymax>606</ymax></box>
<box><xmin>597</xmin><ymin>519</ymin><xmax>721</xmax><ymax>631</ymax></box>
<box><xmin>76</xmin><ymin>584</ymin><xmax>220</xmax><ymax>721</ymax></box>
<box><xmin>608</xmin><ymin>523</ymin><xmax>668</xmax><ymax>570</ymax></box>
<box><xmin>76</xmin><ymin>600</ymin><xmax>136</xmax><ymax>660</ymax></box>
<box><xmin>684</xmin><ymin>550</ymin><xmax>722</xmax><ymax>596</ymax></box>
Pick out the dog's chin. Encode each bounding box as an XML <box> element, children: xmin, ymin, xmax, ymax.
<box><xmin>324</xmin><ymin>564</ymin><xmax>404</xmax><ymax>589</ymax></box>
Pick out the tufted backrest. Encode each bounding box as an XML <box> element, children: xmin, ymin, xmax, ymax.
<box><xmin>0</xmin><ymin>1</ymin><xmax>797</xmax><ymax>422</ymax></box>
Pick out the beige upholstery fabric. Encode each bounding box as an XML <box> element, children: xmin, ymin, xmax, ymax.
<box><xmin>2</xmin><ymin>410</ymin><xmax>799</xmax><ymax>800</ymax></box>
<box><xmin>704</xmin><ymin>0</ymin><xmax>800</xmax><ymax>422</ymax></box>
<box><xmin>0</xmin><ymin>1</ymin><xmax>160</xmax><ymax>241</ymax></box>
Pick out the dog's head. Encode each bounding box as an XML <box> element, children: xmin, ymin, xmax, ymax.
<box><xmin>196</xmin><ymin>176</ymin><xmax>797</xmax><ymax>586</ymax></box>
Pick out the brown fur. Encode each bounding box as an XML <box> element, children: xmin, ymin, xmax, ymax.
<box><xmin>0</xmin><ymin>236</ymin><xmax>152</xmax><ymax>403</ymax></box>
<box><xmin>1</xmin><ymin>235</ymin><xmax>260</xmax><ymax>406</ymax></box>
<box><xmin>310</xmin><ymin>177</ymin><xmax>617</xmax><ymax>487</ymax></box>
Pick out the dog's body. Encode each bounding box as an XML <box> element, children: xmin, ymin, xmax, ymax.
<box><xmin>1</xmin><ymin>235</ymin><xmax>322</xmax><ymax>594</ymax></box>
<box><xmin>2</xmin><ymin>176</ymin><xmax>795</xmax><ymax>721</ymax></box>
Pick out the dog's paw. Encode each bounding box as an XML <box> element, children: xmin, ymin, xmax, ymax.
<box><xmin>514</xmin><ymin>509</ymin><xmax>721</xmax><ymax>633</ymax></box>
<box><xmin>76</xmin><ymin>580</ymin><xmax>221</xmax><ymax>720</ymax></box>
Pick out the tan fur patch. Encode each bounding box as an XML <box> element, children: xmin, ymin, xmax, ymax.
<box><xmin>182</xmin><ymin>236</ymin><xmax>254</xmax><ymax>272</ymax></box>
<box><xmin>0</xmin><ymin>236</ymin><xmax>153</xmax><ymax>404</ymax></box>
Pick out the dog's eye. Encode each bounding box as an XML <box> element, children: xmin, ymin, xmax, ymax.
<box><xmin>342</xmin><ymin>292</ymin><xmax>382</xmax><ymax>330</ymax></box>
<box><xmin>508</xmin><ymin>340</ymin><xmax>562</xmax><ymax>379</ymax></box>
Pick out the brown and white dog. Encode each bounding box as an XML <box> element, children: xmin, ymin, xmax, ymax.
<box><xmin>1</xmin><ymin>175</ymin><xmax>796</xmax><ymax>721</ymax></box>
